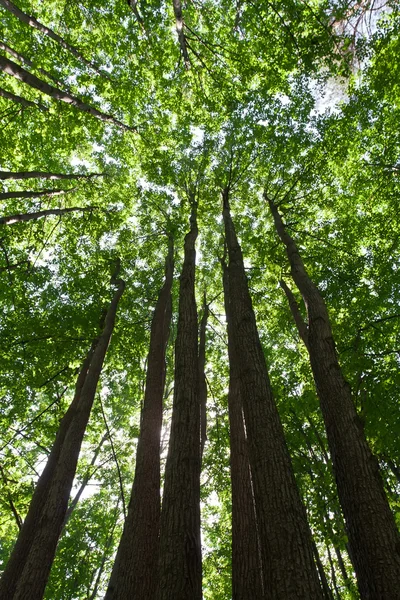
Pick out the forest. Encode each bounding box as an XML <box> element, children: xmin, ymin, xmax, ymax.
<box><xmin>0</xmin><ymin>0</ymin><xmax>399</xmax><ymax>598</ymax></box>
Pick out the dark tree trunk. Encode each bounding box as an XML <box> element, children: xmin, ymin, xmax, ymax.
<box><xmin>0</xmin><ymin>279</ymin><xmax>125</xmax><ymax>600</ymax></box>
<box><xmin>158</xmin><ymin>200</ymin><xmax>202</xmax><ymax>600</ymax></box>
<box><xmin>0</xmin><ymin>42</ymin><xmax>62</xmax><ymax>85</ymax></box>
<box><xmin>269</xmin><ymin>196</ymin><xmax>400</xmax><ymax>599</ymax></box>
<box><xmin>222</xmin><ymin>259</ymin><xmax>264</xmax><ymax>600</ymax></box>
<box><xmin>0</xmin><ymin>205</ymin><xmax>97</xmax><ymax>225</ymax></box>
<box><xmin>0</xmin><ymin>86</ymin><xmax>47</xmax><ymax>110</ymax></box>
<box><xmin>0</xmin><ymin>188</ymin><xmax>76</xmax><ymax>201</ymax></box>
<box><xmin>223</xmin><ymin>188</ymin><xmax>323</xmax><ymax>599</ymax></box>
<box><xmin>0</xmin><ymin>171</ymin><xmax>103</xmax><ymax>181</ymax></box>
<box><xmin>199</xmin><ymin>292</ymin><xmax>208</xmax><ymax>462</ymax></box>
<box><xmin>172</xmin><ymin>0</ymin><xmax>190</xmax><ymax>67</ymax></box>
<box><xmin>105</xmin><ymin>239</ymin><xmax>174</xmax><ymax>600</ymax></box>
<box><xmin>312</xmin><ymin>541</ymin><xmax>335</xmax><ymax>600</ymax></box>
<box><xmin>0</xmin><ymin>0</ymin><xmax>106</xmax><ymax>77</ymax></box>
<box><xmin>0</xmin><ymin>55</ymin><xmax>134</xmax><ymax>131</ymax></box>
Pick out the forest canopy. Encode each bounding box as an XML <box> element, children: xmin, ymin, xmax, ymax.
<box><xmin>0</xmin><ymin>0</ymin><xmax>399</xmax><ymax>599</ymax></box>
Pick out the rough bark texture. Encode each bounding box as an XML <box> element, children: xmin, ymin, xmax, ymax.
<box><xmin>222</xmin><ymin>260</ymin><xmax>264</xmax><ymax>600</ymax></box>
<box><xmin>223</xmin><ymin>188</ymin><xmax>323</xmax><ymax>599</ymax></box>
<box><xmin>0</xmin><ymin>280</ymin><xmax>125</xmax><ymax>600</ymax></box>
<box><xmin>158</xmin><ymin>202</ymin><xmax>202</xmax><ymax>600</ymax></box>
<box><xmin>105</xmin><ymin>239</ymin><xmax>174</xmax><ymax>600</ymax></box>
<box><xmin>0</xmin><ymin>171</ymin><xmax>103</xmax><ymax>180</ymax></box>
<box><xmin>0</xmin><ymin>55</ymin><xmax>134</xmax><ymax>131</ymax></box>
<box><xmin>0</xmin><ymin>205</ymin><xmax>97</xmax><ymax>225</ymax></box>
<box><xmin>199</xmin><ymin>293</ymin><xmax>208</xmax><ymax>462</ymax></box>
<box><xmin>269</xmin><ymin>196</ymin><xmax>400</xmax><ymax>599</ymax></box>
<box><xmin>0</xmin><ymin>0</ymin><xmax>105</xmax><ymax>76</ymax></box>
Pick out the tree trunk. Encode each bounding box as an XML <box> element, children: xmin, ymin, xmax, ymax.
<box><xmin>313</xmin><ymin>541</ymin><xmax>335</xmax><ymax>600</ymax></box>
<box><xmin>158</xmin><ymin>200</ymin><xmax>202</xmax><ymax>600</ymax></box>
<box><xmin>0</xmin><ymin>171</ymin><xmax>103</xmax><ymax>181</ymax></box>
<box><xmin>222</xmin><ymin>259</ymin><xmax>264</xmax><ymax>600</ymax></box>
<box><xmin>199</xmin><ymin>292</ymin><xmax>208</xmax><ymax>462</ymax></box>
<box><xmin>0</xmin><ymin>188</ymin><xmax>76</xmax><ymax>201</ymax></box>
<box><xmin>0</xmin><ymin>86</ymin><xmax>47</xmax><ymax>111</ymax></box>
<box><xmin>0</xmin><ymin>279</ymin><xmax>125</xmax><ymax>600</ymax></box>
<box><xmin>172</xmin><ymin>0</ymin><xmax>190</xmax><ymax>67</ymax></box>
<box><xmin>223</xmin><ymin>188</ymin><xmax>323</xmax><ymax>599</ymax></box>
<box><xmin>105</xmin><ymin>239</ymin><xmax>174</xmax><ymax>600</ymax></box>
<box><xmin>0</xmin><ymin>55</ymin><xmax>134</xmax><ymax>132</ymax></box>
<box><xmin>0</xmin><ymin>42</ymin><xmax>62</xmax><ymax>85</ymax></box>
<box><xmin>0</xmin><ymin>0</ymin><xmax>106</xmax><ymax>77</ymax></box>
<box><xmin>269</xmin><ymin>196</ymin><xmax>400</xmax><ymax>599</ymax></box>
<box><xmin>0</xmin><ymin>205</ymin><xmax>97</xmax><ymax>225</ymax></box>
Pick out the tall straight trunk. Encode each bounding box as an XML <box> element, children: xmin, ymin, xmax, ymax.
<box><xmin>199</xmin><ymin>292</ymin><xmax>208</xmax><ymax>461</ymax></box>
<box><xmin>172</xmin><ymin>0</ymin><xmax>190</xmax><ymax>67</ymax></box>
<box><xmin>312</xmin><ymin>541</ymin><xmax>335</xmax><ymax>600</ymax></box>
<box><xmin>269</xmin><ymin>196</ymin><xmax>400</xmax><ymax>599</ymax></box>
<box><xmin>222</xmin><ymin>259</ymin><xmax>264</xmax><ymax>600</ymax></box>
<box><xmin>0</xmin><ymin>187</ymin><xmax>76</xmax><ymax>201</ymax></box>
<box><xmin>0</xmin><ymin>42</ymin><xmax>61</xmax><ymax>85</ymax></box>
<box><xmin>0</xmin><ymin>86</ymin><xmax>47</xmax><ymax>110</ymax></box>
<box><xmin>0</xmin><ymin>55</ymin><xmax>134</xmax><ymax>132</ymax></box>
<box><xmin>0</xmin><ymin>171</ymin><xmax>103</xmax><ymax>181</ymax></box>
<box><xmin>158</xmin><ymin>200</ymin><xmax>202</xmax><ymax>600</ymax></box>
<box><xmin>0</xmin><ymin>206</ymin><xmax>97</xmax><ymax>225</ymax></box>
<box><xmin>0</xmin><ymin>279</ymin><xmax>125</xmax><ymax>600</ymax></box>
<box><xmin>0</xmin><ymin>0</ymin><xmax>105</xmax><ymax>77</ymax></box>
<box><xmin>222</xmin><ymin>188</ymin><xmax>323</xmax><ymax>599</ymax></box>
<box><xmin>105</xmin><ymin>239</ymin><xmax>174</xmax><ymax>600</ymax></box>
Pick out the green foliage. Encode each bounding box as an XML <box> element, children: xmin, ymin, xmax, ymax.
<box><xmin>0</xmin><ymin>0</ymin><xmax>399</xmax><ymax>597</ymax></box>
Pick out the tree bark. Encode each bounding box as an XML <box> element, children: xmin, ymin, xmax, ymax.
<box><xmin>172</xmin><ymin>0</ymin><xmax>190</xmax><ymax>68</ymax></box>
<box><xmin>0</xmin><ymin>42</ymin><xmax>61</xmax><ymax>85</ymax></box>
<box><xmin>0</xmin><ymin>171</ymin><xmax>103</xmax><ymax>181</ymax></box>
<box><xmin>0</xmin><ymin>205</ymin><xmax>97</xmax><ymax>225</ymax></box>
<box><xmin>0</xmin><ymin>279</ymin><xmax>125</xmax><ymax>600</ymax></box>
<box><xmin>158</xmin><ymin>200</ymin><xmax>202</xmax><ymax>600</ymax></box>
<box><xmin>222</xmin><ymin>258</ymin><xmax>264</xmax><ymax>600</ymax></box>
<box><xmin>312</xmin><ymin>541</ymin><xmax>335</xmax><ymax>600</ymax></box>
<box><xmin>0</xmin><ymin>188</ymin><xmax>76</xmax><ymax>201</ymax></box>
<box><xmin>268</xmin><ymin>196</ymin><xmax>400</xmax><ymax>599</ymax></box>
<box><xmin>105</xmin><ymin>238</ymin><xmax>174</xmax><ymax>600</ymax></box>
<box><xmin>199</xmin><ymin>292</ymin><xmax>208</xmax><ymax>462</ymax></box>
<box><xmin>223</xmin><ymin>188</ymin><xmax>323</xmax><ymax>599</ymax></box>
<box><xmin>0</xmin><ymin>0</ymin><xmax>106</xmax><ymax>77</ymax></box>
<box><xmin>0</xmin><ymin>86</ymin><xmax>47</xmax><ymax>110</ymax></box>
<box><xmin>0</xmin><ymin>55</ymin><xmax>135</xmax><ymax>132</ymax></box>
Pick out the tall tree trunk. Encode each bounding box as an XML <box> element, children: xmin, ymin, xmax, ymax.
<box><xmin>222</xmin><ymin>259</ymin><xmax>264</xmax><ymax>600</ymax></box>
<box><xmin>105</xmin><ymin>238</ymin><xmax>174</xmax><ymax>600</ymax></box>
<box><xmin>0</xmin><ymin>279</ymin><xmax>125</xmax><ymax>600</ymax></box>
<box><xmin>158</xmin><ymin>200</ymin><xmax>202</xmax><ymax>600</ymax></box>
<box><xmin>199</xmin><ymin>292</ymin><xmax>208</xmax><ymax>462</ymax></box>
<box><xmin>0</xmin><ymin>55</ymin><xmax>135</xmax><ymax>132</ymax></box>
<box><xmin>223</xmin><ymin>188</ymin><xmax>323</xmax><ymax>599</ymax></box>
<box><xmin>0</xmin><ymin>86</ymin><xmax>47</xmax><ymax>110</ymax></box>
<box><xmin>312</xmin><ymin>541</ymin><xmax>335</xmax><ymax>600</ymax></box>
<box><xmin>269</xmin><ymin>196</ymin><xmax>400</xmax><ymax>599</ymax></box>
<box><xmin>0</xmin><ymin>42</ymin><xmax>62</xmax><ymax>85</ymax></box>
<box><xmin>0</xmin><ymin>0</ymin><xmax>106</xmax><ymax>77</ymax></box>
<box><xmin>0</xmin><ymin>171</ymin><xmax>103</xmax><ymax>181</ymax></box>
<box><xmin>0</xmin><ymin>187</ymin><xmax>76</xmax><ymax>201</ymax></box>
<box><xmin>172</xmin><ymin>0</ymin><xmax>190</xmax><ymax>68</ymax></box>
<box><xmin>0</xmin><ymin>206</ymin><xmax>97</xmax><ymax>225</ymax></box>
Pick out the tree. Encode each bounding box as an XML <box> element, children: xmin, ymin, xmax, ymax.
<box><xmin>0</xmin><ymin>1</ymin><xmax>399</xmax><ymax>599</ymax></box>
